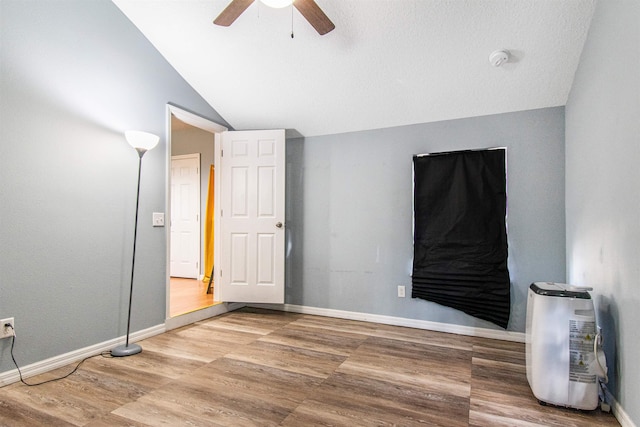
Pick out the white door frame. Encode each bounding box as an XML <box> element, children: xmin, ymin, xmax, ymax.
<box><xmin>165</xmin><ymin>104</ymin><xmax>228</xmax><ymax>329</ymax></box>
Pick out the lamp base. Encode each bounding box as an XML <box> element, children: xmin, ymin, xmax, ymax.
<box><xmin>111</xmin><ymin>343</ymin><xmax>142</xmax><ymax>357</ymax></box>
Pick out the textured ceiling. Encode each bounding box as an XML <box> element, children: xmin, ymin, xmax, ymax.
<box><xmin>113</xmin><ymin>0</ymin><xmax>595</xmax><ymax>137</ymax></box>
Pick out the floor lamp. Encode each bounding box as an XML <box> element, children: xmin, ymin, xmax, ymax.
<box><xmin>111</xmin><ymin>130</ymin><xmax>160</xmax><ymax>357</ymax></box>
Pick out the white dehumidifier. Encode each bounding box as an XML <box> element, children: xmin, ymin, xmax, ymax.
<box><xmin>526</xmin><ymin>282</ymin><xmax>608</xmax><ymax>410</ymax></box>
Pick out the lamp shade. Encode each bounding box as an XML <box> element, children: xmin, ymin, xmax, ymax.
<box><xmin>125</xmin><ymin>130</ymin><xmax>159</xmax><ymax>152</ymax></box>
<box><xmin>261</xmin><ymin>0</ymin><xmax>293</xmax><ymax>8</ymax></box>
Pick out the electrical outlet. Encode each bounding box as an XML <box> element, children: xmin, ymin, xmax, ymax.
<box><xmin>1</xmin><ymin>318</ymin><xmax>15</xmax><ymax>339</ymax></box>
<box><xmin>397</xmin><ymin>285</ymin><xmax>406</xmax><ymax>298</ymax></box>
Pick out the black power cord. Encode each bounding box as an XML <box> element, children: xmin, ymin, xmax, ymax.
<box><xmin>5</xmin><ymin>324</ymin><xmax>113</xmax><ymax>387</ymax></box>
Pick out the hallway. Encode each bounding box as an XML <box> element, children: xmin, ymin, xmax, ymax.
<box><xmin>169</xmin><ymin>277</ymin><xmax>215</xmax><ymax>317</ymax></box>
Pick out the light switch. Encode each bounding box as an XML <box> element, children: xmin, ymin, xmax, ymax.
<box><xmin>152</xmin><ymin>212</ymin><xmax>165</xmax><ymax>227</ymax></box>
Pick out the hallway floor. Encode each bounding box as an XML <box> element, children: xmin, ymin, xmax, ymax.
<box><xmin>169</xmin><ymin>277</ymin><xmax>215</xmax><ymax>317</ymax></box>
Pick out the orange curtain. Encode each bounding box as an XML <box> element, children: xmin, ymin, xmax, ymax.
<box><xmin>203</xmin><ymin>165</ymin><xmax>215</xmax><ymax>282</ymax></box>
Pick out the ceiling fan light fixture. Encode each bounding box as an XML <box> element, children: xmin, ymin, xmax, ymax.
<box><xmin>261</xmin><ymin>0</ymin><xmax>293</xmax><ymax>8</ymax></box>
<box><xmin>214</xmin><ymin>0</ymin><xmax>334</xmax><ymax>35</ymax></box>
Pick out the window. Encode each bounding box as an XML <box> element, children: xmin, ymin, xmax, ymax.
<box><xmin>412</xmin><ymin>148</ymin><xmax>510</xmax><ymax>328</ymax></box>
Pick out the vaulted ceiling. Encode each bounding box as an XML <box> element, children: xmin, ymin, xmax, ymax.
<box><xmin>113</xmin><ymin>0</ymin><xmax>595</xmax><ymax>137</ymax></box>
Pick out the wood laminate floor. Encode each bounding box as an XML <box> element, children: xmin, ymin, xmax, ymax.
<box><xmin>169</xmin><ymin>277</ymin><xmax>216</xmax><ymax>317</ymax></box>
<box><xmin>0</xmin><ymin>308</ymin><xmax>619</xmax><ymax>426</ymax></box>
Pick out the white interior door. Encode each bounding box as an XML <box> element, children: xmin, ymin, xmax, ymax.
<box><xmin>217</xmin><ymin>130</ymin><xmax>285</xmax><ymax>303</ymax></box>
<box><xmin>170</xmin><ymin>154</ymin><xmax>200</xmax><ymax>279</ymax></box>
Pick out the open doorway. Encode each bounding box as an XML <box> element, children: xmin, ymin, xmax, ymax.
<box><xmin>170</xmin><ymin>128</ymin><xmax>208</xmax><ymax>316</ymax></box>
<box><xmin>166</xmin><ymin>105</ymin><xmax>227</xmax><ymax>325</ymax></box>
<box><xmin>165</xmin><ymin>106</ymin><xmax>286</xmax><ymax>328</ymax></box>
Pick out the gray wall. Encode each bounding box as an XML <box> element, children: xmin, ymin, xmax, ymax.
<box><xmin>286</xmin><ymin>107</ymin><xmax>566</xmax><ymax>333</ymax></box>
<box><xmin>565</xmin><ymin>0</ymin><xmax>639</xmax><ymax>423</ymax></box>
<box><xmin>0</xmin><ymin>0</ymin><xmax>228</xmax><ymax>372</ymax></box>
<box><xmin>171</xmin><ymin>126</ymin><xmax>216</xmax><ymax>277</ymax></box>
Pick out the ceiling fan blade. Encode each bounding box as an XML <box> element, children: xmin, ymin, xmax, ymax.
<box><xmin>213</xmin><ymin>0</ymin><xmax>255</xmax><ymax>26</ymax></box>
<box><xmin>293</xmin><ymin>0</ymin><xmax>335</xmax><ymax>35</ymax></box>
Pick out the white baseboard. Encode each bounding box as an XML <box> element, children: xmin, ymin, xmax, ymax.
<box><xmin>0</xmin><ymin>323</ymin><xmax>165</xmax><ymax>387</ymax></box>
<box><xmin>247</xmin><ymin>303</ymin><xmax>526</xmax><ymax>343</ymax></box>
<box><xmin>165</xmin><ymin>302</ymin><xmax>245</xmax><ymax>331</ymax></box>
<box><xmin>605</xmin><ymin>386</ymin><xmax>637</xmax><ymax>427</ymax></box>
<box><xmin>0</xmin><ymin>302</ymin><xmax>249</xmax><ymax>388</ymax></box>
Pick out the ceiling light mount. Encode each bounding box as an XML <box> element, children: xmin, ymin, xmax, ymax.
<box><xmin>489</xmin><ymin>49</ymin><xmax>510</xmax><ymax>67</ymax></box>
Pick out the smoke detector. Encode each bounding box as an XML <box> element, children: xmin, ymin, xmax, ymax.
<box><xmin>489</xmin><ymin>49</ymin><xmax>510</xmax><ymax>67</ymax></box>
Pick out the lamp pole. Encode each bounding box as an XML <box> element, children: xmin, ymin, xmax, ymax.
<box><xmin>111</xmin><ymin>131</ymin><xmax>158</xmax><ymax>357</ymax></box>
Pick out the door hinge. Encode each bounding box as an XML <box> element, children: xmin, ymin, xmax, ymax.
<box><xmin>196</xmin><ymin>214</ymin><xmax>199</xmax><ymax>222</ymax></box>
<box><xmin>221</xmin><ymin>149</ymin><xmax>224</xmax><ymax>157</ymax></box>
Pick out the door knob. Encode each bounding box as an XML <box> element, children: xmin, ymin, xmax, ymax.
<box><xmin>276</xmin><ymin>222</ymin><xmax>283</xmax><ymax>228</ymax></box>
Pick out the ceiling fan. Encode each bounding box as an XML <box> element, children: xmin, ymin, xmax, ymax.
<box><xmin>213</xmin><ymin>0</ymin><xmax>335</xmax><ymax>35</ymax></box>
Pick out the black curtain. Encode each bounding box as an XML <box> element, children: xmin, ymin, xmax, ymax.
<box><xmin>412</xmin><ymin>149</ymin><xmax>510</xmax><ymax>328</ymax></box>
